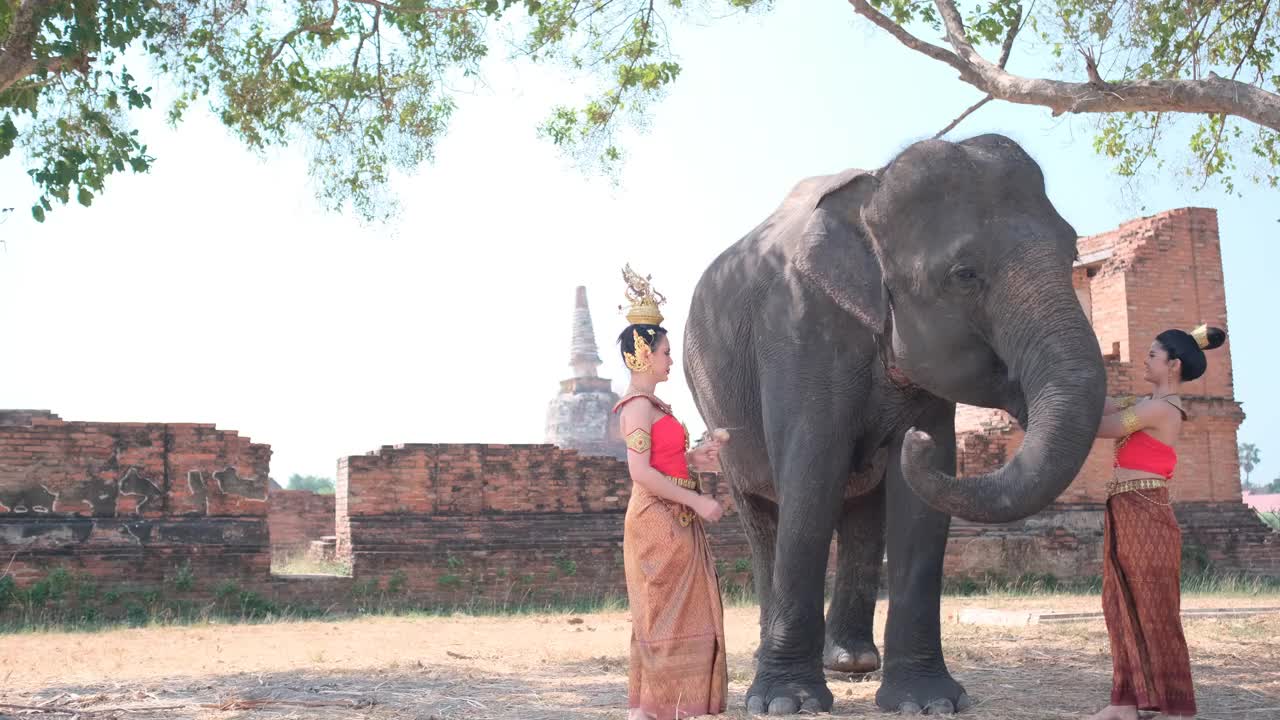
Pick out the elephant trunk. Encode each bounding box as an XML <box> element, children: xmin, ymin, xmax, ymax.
<box><xmin>901</xmin><ymin>247</ymin><xmax>1106</xmax><ymax>524</ymax></box>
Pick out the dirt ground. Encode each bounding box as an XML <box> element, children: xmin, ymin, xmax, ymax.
<box><xmin>1</xmin><ymin>595</ymin><xmax>1278</xmax><ymax>720</ymax></box>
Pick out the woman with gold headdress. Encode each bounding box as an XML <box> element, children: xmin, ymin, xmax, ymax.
<box><xmin>1087</xmin><ymin>324</ymin><xmax>1227</xmax><ymax>720</ymax></box>
<box><xmin>612</xmin><ymin>264</ymin><xmax>729</xmax><ymax>720</ymax></box>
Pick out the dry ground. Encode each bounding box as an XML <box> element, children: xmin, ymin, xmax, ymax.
<box><xmin>1</xmin><ymin>595</ymin><xmax>1278</xmax><ymax>720</ymax></box>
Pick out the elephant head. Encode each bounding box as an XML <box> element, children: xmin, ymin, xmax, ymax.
<box><xmin>790</xmin><ymin>133</ymin><xmax>1105</xmax><ymax>523</ymax></box>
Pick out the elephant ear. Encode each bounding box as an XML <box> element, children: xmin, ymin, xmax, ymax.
<box><xmin>790</xmin><ymin>172</ymin><xmax>887</xmax><ymax>335</ymax></box>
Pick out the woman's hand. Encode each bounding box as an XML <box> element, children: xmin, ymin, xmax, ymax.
<box><xmin>694</xmin><ymin>495</ymin><xmax>724</xmax><ymax>523</ymax></box>
<box><xmin>688</xmin><ymin>440</ymin><xmax>722</xmax><ymax>472</ymax></box>
<box><xmin>688</xmin><ymin>429</ymin><xmax>730</xmax><ymax>473</ymax></box>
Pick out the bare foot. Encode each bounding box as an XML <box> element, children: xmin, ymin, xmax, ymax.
<box><xmin>1088</xmin><ymin>705</ymin><xmax>1139</xmax><ymax>720</ymax></box>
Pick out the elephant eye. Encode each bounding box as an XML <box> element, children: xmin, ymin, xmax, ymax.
<box><xmin>949</xmin><ymin>266</ymin><xmax>980</xmax><ymax>283</ymax></box>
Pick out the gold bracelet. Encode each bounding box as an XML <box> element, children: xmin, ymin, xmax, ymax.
<box><xmin>1119</xmin><ymin>407</ymin><xmax>1141</xmax><ymax>436</ymax></box>
<box><xmin>668</xmin><ymin>475</ymin><xmax>700</xmax><ymax>492</ymax></box>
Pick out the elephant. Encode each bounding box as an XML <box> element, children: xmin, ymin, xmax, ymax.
<box><xmin>682</xmin><ymin>133</ymin><xmax>1106</xmax><ymax>715</ymax></box>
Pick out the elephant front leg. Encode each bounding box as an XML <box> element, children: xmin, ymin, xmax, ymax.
<box><xmin>877</xmin><ymin>404</ymin><xmax>972</xmax><ymax>715</ymax></box>
<box><xmin>747</xmin><ymin>463</ymin><xmax>847</xmax><ymax>715</ymax></box>
<box><xmin>824</xmin><ymin>481</ymin><xmax>884</xmax><ymax>674</ymax></box>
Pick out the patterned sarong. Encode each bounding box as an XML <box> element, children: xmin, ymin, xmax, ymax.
<box><xmin>624</xmin><ymin>483</ymin><xmax>728</xmax><ymax>719</ymax></box>
<box><xmin>1101</xmin><ymin>487</ymin><xmax>1197</xmax><ymax>716</ymax></box>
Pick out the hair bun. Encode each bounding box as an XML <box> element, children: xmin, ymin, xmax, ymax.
<box><xmin>1205</xmin><ymin>326</ymin><xmax>1227</xmax><ymax>350</ymax></box>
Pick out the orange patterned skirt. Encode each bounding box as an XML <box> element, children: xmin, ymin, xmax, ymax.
<box><xmin>1101</xmin><ymin>487</ymin><xmax>1197</xmax><ymax>716</ymax></box>
<box><xmin>624</xmin><ymin>484</ymin><xmax>728</xmax><ymax>719</ymax></box>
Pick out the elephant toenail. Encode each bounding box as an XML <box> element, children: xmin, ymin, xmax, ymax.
<box><xmin>747</xmin><ymin>696</ymin><xmax>766</xmax><ymax>714</ymax></box>
<box><xmin>956</xmin><ymin>693</ymin><xmax>973</xmax><ymax>711</ymax></box>
<box><xmin>800</xmin><ymin>697</ymin><xmax>823</xmax><ymax>713</ymax></box>
<box><xmin>925</xmin><ymin>699</ymin><xmax>955</xmax><ymax>714</ymax></box>
<box><xmin>899</xmin><ymin>701</ymin><xmax>923</xmax><ymax>714</ymax></box>
<box><xmin>768</xmin><ymin>697</ymin><xmax>800</xmax><ymax>715</ymax></box>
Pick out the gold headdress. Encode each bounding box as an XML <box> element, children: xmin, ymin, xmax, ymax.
<box><xmin>620</xmin><ymin>264</ymin><xmax>666</xmax><ymax>326</ymax></box>
<box><xmin>1188</xmin><ymin>324</ymin><xmax>1210</xmax><ymax>350</ymax></box>
<box><xmin>619</xmin><ymin>264</ymin><xmax>667</xmax><ymax>373</ymax></box>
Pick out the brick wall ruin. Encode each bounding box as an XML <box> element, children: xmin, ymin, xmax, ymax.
<box><xmin>0</xmin><ymin>410</ymin><xmax>272</xmax><ymax>596</ymax></box>
<box><xmin>336</xmin><ymin>443</ymin><xmax>748</xmax><ymax>605</ymax></box>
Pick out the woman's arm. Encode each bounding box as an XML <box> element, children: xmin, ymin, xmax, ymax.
<box><xmin>1102</xmin><ymin>395</ymin><xmax>1139</xmax><ymax>416</ymax></box>
<box><xmin>620</xmin><ymin>404</ymin><xmax>706</xmax><ymax>507</ymax></box>
<box><xmin>1097</xmin><ymin>399</ymin><xmax>1172</xmax><ymax>439</ymax></box>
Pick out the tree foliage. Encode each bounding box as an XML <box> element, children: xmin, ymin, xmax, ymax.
<box><xmin>852</xmin><ymin>0</ymin><xmax>1279</xmax><ymax>194</ymax></box>
<box><xmin>0</xmin><ymin>0</ymin><xmax>1275</xmax><ymax>225</ymax></box>
<box><xmin>285</xmin><ymin>473</ymin><xmax>335</xmax><ymax>493</ymax></box>
<box><xmin>0</xmin><ymin>0</ymin><xmax>770</xmax><ymax>223</ymax></box>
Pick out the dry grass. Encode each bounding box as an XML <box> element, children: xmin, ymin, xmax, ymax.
<box><xmin>269</xmin><ymin>550</ymin><xmax>352</xmax><ymax>577</ymax></box>
<box><xmin>0</xmin><ymin>596</ymin><xmax>1276</xmax><ymax>719</ymax></box>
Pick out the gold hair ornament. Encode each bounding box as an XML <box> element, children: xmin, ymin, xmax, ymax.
<box><xmin>1188</xmin><ymin>324</ymin><xmax>1210</xmax><ymax>350</ymax></box>
<box><xmin>624</xmin><ymin>329</ymin><xmax>653</xmax><ymax>373</ymax></box>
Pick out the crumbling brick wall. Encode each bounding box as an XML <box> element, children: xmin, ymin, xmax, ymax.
<box><xmin>0</xmin><ymin>410</ymin><xmax>272</xmax><ymax>593</ymax></box>
<box><xmin>336</xmin><ymin>443</ymin><xmax>749</xmax><ymax>604</ymax></box>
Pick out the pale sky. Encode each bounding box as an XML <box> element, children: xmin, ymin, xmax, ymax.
<box><xmin>1</xmin><ymin>4</ymin><xmax>1276</xmax><ymax>485</ymax></box>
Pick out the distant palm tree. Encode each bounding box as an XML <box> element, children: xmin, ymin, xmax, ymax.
<box><xmin>1239</xmin><ymin>443</ymin><xmax>1261</xmax><ymax>488</ymax></box>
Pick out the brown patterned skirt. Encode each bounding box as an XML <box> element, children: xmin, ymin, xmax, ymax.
<box><xmin>623</xmin><ymin>484</ymin><xmax>728</xmax><ymax>719</ymax></box>
<box><xmin>1101</xmin><ymin>486</ymin><xmax>1197</xmax><ymax>716</ymax></box>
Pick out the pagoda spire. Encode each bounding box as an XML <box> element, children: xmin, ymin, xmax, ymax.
<box><xmin>569</xmin><ymin>286</ymin><xmax>602</xmax><ymax>379</ymax></box>
<box><xmin>546</xmin><ymin>285</ymin><xmax>623</xmax><ymax>459</ymax></box>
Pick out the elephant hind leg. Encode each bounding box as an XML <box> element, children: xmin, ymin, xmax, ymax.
<box><xmin>825</xmin><ymin>481</ymin><xmax>885</xmax><ymax>674</ymax></box>
<box><xmin>725</xmin><ymin>474</ymin><xmax>779</xmax><ymax>644</ymax></box>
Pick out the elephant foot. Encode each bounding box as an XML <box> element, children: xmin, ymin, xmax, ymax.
<box><xmin>823</xmin><ymin>637</ymin><xmax>880</xmax><ymax>674</ymax></box>
<box><xmin>745</xmin><ymin>668</ymin><xmax>834</xmax><ymax>716</ymax></box>
<box><xmin>875</xmin><ymin>669</ymin><xmax>971</xmax><ymax>715</ymax></box>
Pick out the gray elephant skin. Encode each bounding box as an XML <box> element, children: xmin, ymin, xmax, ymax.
<box><xmin>683</xmin><ymin>134</ymin><xmax>1106</xmax><ymax>715</ymax></box>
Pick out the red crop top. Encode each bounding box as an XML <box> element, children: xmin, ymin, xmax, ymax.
<box><xmin>614</xmin><ymin>394</ymin><xmax>690</xmax><ymax>480</ymax></box>
<box><xmin>1114</xmin><ymin>430</ymin><xmax>1177</xmax><ymax>480</ymax></box>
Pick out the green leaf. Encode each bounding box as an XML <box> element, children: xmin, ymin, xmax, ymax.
<box><xmin>0</xmin><ymin>114</ymin><xmax>17</xmax><ymax>158</ymax></box>
<box><xmin>31</xmin><ymin>205</ymin><xmax>45</xmax><ymax>223</ymax></box>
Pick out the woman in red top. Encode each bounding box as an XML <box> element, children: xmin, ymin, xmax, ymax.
<box><xmin>613</xmin><ymin>265</ymin><xmax>729</xmax><ymax>720</ymax></box>
<box><xmin>1088</xmin><ymin>324</ymin><xmax>1226</xmax><ymax>720</ymax></box>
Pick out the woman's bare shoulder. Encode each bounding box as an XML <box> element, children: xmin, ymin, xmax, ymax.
<box><xmin>617</xmin><ymin>398</ymin><xmax>660</xmax><ymax>429</ymax></box>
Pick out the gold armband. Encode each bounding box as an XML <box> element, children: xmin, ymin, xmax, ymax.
<box><xmin>1119</xmin><ymin>407</ymin><xmax>1141</xmax><ymax>436</ymax></box>
<box><xmin>1114</xmin><ymin>395</ymin><xmax>1138</xmax><ymax>410</ymax></box>
<box><xmin>625</xmin><ymin>428</ymin><xmax>652</xmax><ymax>453</ymax></box>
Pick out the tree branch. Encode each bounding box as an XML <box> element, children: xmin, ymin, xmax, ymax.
<box><xmin>846</xmin><ymin>0</ymin><xmax>977</xmax><ymax>83</ymax></box>
<box><xmin>0</xmin><ymin>0</ymin><xmax>82</xmax><ymax>93</ymax></box>
<box><xmin>932</xmin><ymin>0</ymin><xmax>989</xmax><ymax>69</ymax></box>
<box><xmin>266</xmin><ymin>0</ymin><xmax>341</xmax><ymax>67</ymax></box>
<box><xmin>935</xmin><ymin>95</ymin><xmax>992</xmax><ymax>138</ymax></box>
<box><xmin>1230</xmin><ymin>0</ymin><xmax>1271</xmax><ymax>83</ymax></box>
<box><xmin>996</xmin><ymin>3</ymin><xmax>1025</xmax><ymax>70</ymax></box>
<box><xmin>345</xmin><ymin>0</ymin><xmax>470</xmax><ymax>16</ymax></box>
<box><xmin>847</xmin><ymin>0</ymin><xmax>1280</xmax><ymax>132</ymax></box>
<box><xmin>933</xmin><ymin>2</ymin><xmax>1022</xmax><ymax>138</ymax></box>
